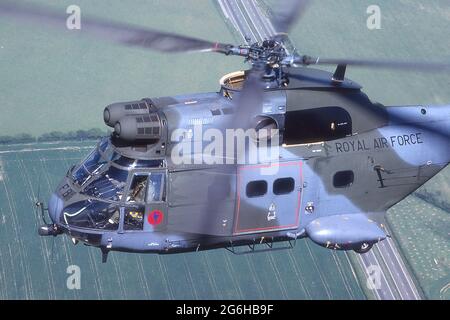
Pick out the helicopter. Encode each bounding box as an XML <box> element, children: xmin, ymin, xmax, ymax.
<box><xmin>1</xmin><ymin>0</ymin><xmax>449</xmax><ymax>263</ymax></box>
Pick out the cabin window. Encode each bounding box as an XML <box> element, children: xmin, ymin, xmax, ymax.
<box><xmin>283</xmin><ymin>107</ymin><xmax>352</xmax><ymax>145</ymax></box>
<box><xmin>273</xmin><ymin>177</ymin><xmax>295</xmax><ymax>195</ymax></box>
<box><xmin>333</xmin><ymin>171</ymin><xmax>354</xmax><ymax>188</ymax></box>
<box><xmin>246</xmin><ymin>180</ymin><xmax>267</xmax><ymax>198</ymax></box>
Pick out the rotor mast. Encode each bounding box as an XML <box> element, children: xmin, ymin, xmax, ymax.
<box><xmin>222</xmin><ymin>39</ymin><xmax>292</xmax><ymax>87</ymax></box>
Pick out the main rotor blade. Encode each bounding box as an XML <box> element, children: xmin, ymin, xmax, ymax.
<box><xmin>232</xmin><ymin>66</ymin><xmax>266</xmax><ymax>130</ymax></box>
<box><xmin>0</xmin><ymin>1</ymin><xmax>233</xmax><ymax>54</ymax></box>
<box><xmin>271</xmin><ymin>0</ymin><xmax>311</xmax><ymax>35</ymax></box>
<box><xmin>203</xmin><ymin>66</ymin><xmax>266</xmax><ymax>217</ymax></box>
<box><xmin>223</xmin><ymin>64</ymin><xmax>266</xmax><ymax>166</ymax></box>
<box><xmin>296</xmin><ymin>55</ymin><xmax>450</xmax><ymax>72</ymax></box>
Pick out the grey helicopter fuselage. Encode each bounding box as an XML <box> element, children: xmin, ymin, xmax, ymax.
<box><xmin>41</xmin><ymin>66</ymin><xmax>450</xmax><ymax>260</ymax></box>
<box><xmin>2</xmin><ymin>0</ymin><xmax>449</xmax><ymax>262</ymax></box>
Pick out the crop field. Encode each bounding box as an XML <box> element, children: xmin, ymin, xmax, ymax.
<box><xmin>0</xmin><ymin>0</ymin><xmax>242</xmax><ymax>136</ymax></box>
<box><xmin>0</xmin><ymin>142</ymin><xmax>365</xmax><ymax>299</ymax></box>
<box><xmin>387</xmin><ymin>168</ymin><xmax>450</xmax><ymax>300</ymax></box>
<box><xmin>267</xmin><ymin>0</ymin><xmax>450</xmax><ymax>107</ymax></box>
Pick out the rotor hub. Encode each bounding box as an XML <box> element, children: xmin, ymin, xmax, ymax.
<box><xmin>245</xmin><ymin>40</ymin><xmax>288</xmax><ymax>67</ymax></box>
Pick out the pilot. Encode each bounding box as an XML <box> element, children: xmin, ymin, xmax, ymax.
<box><xmin>130</xmin><ymin>179</ymin><xmax>147</xmax><ymax>202</ymax></box>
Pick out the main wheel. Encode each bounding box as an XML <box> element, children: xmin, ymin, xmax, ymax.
<box><xmin>353</xmin><ymin>242</ymin><xmax>373</xmax><ymax>254</ymax></box>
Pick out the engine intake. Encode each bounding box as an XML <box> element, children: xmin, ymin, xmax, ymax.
<box><xmin>104</xmin><ymin>100</ymin><xmax>152</xmax><ymax>127</ymax></box>
<box><xmin>113</xmin><ymin>113</ymin><xmax>162</xmax><ymax>142</ymax></box>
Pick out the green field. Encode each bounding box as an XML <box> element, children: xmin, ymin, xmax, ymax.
<box><xmin>0</xmin><ymin>0</ymin><xmax>242</xmax><ymax>136</ymax></box>
<box><xmin>387</xmin><ymin>168</ymin><xmax>450</xmax><ymax>300</ymax></box>
<box><xmin>0</xmin><ymin>142</ymin><xmax>365</xmax><ymax>299</ymax></box>
<box><xmin>268</xmin><ymin>0</ymin><xmax>450</xmax><ymax>106</ymax></box>
<box><xmin>2</xmin><ymin>0</ymin><xmax>448</xmax><ymax>132</ymax></box>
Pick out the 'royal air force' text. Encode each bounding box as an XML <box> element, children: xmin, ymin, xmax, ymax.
<box><xmin>335</xmin><ymin>133</ymin><xmax>423</xmax><ymax>153</ymax></box>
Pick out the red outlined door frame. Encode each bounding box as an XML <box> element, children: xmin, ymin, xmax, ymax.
<box><xmin>233</xmin><ymin>161</ymin><xmax>303</xmax><ymax>235</ymax></box>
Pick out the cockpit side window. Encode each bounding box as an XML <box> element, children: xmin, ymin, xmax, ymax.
<box><xmin>126</xmin><ymin>172</ymin><xmax>166</xmax><ymax>203</ymax></box>
<box><xmin>72</xmin><ymin>149</ymin><xmax>107</xmax><ymax>186</ymax></box>
<box><xmin>61</xmin><ymin>200</ymin><xmax>119</xmax><ymax>230</ymax></box>
<box><xmin>124</xmin><ymin>206</ymin><xmax>144</xmax><ymax>230</ymax></box>
<box><xmin>127</xmin><ymin>174</ymin><xmax>148</xmax><ymax>203</ymax></box>
<box><xmin>82</xmin><ymin>165</ymin><xmax>127</xmax><ymax>201</ymax></box>
<box><xmin>98</xmin><ymin>137</ymin><xmax>109</xmax><ymax>152</ymax></box>
<box><xmin>147</xmin><ymin>173</ymin><xmax>165</xmax><ymax>202</ymax></box>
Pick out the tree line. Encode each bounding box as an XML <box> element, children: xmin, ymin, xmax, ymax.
<box><xmin>0</xmin><ymin>128</ymin><xmax>110</xmax><ymax>145</ymax></box>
